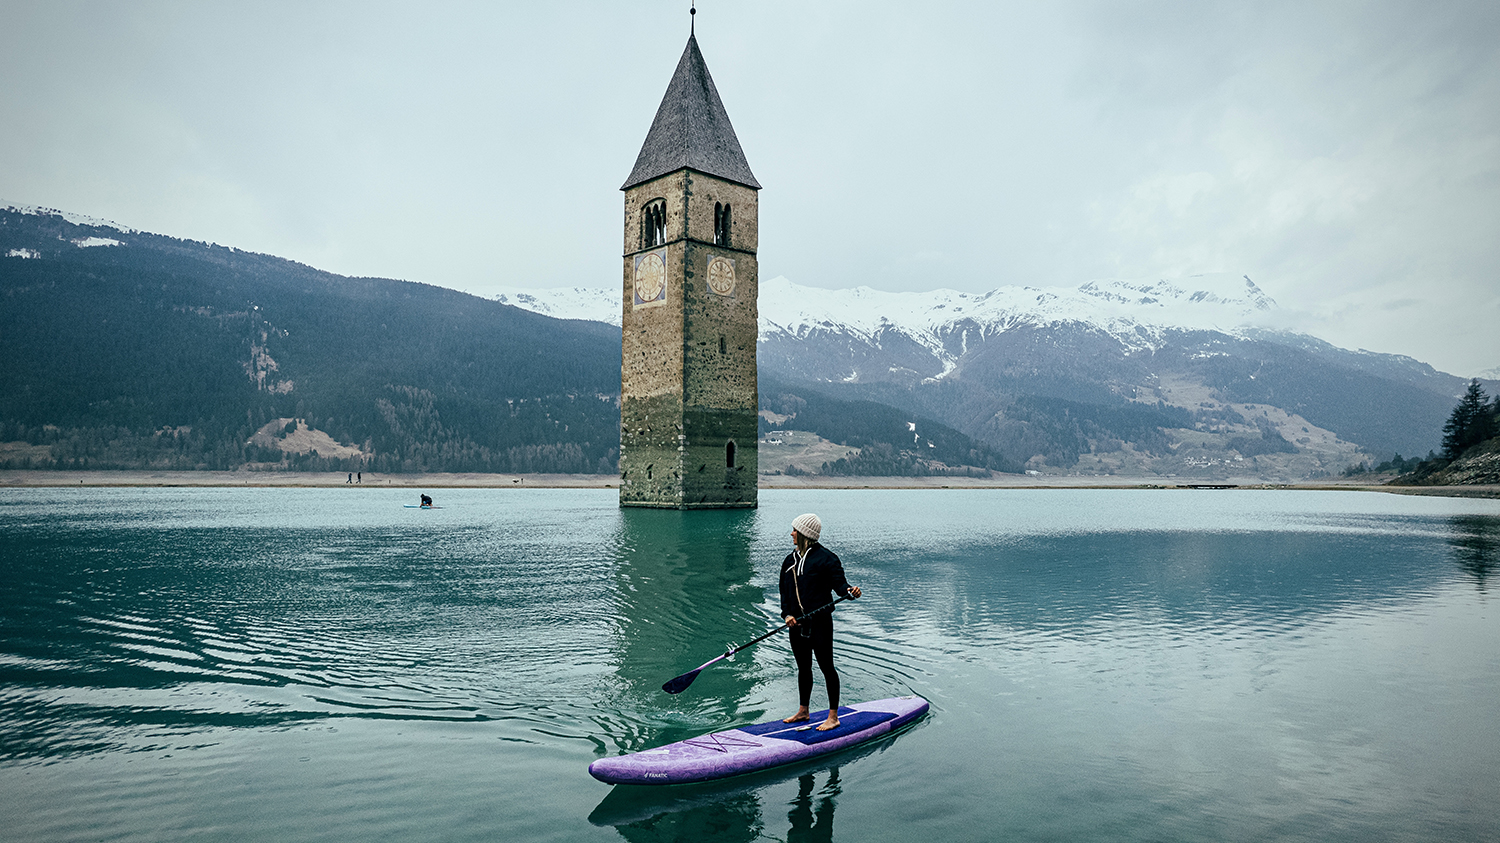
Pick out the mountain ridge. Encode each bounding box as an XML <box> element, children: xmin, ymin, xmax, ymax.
<box><xmin>6</xmin><ymin>203</ymin><xmax>1490</xmax><ymax>479</ymax></box>
<box><xmin>1</xmin><ymin>204</ymin><xmax>623</xmax><ymax>473</ymax></box>
<box><xmin>493</xmin><ymin>272</ymin><xmax>1462</xmax><ymax>389</ymax></box>
<box><xmin>493</xmin><ymin>273</ymin><xmax>1488</xmax><ymax>474</ymax></box>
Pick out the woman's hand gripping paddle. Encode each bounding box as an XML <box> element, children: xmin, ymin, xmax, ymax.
<box><xmin>661</xmin><ymin>596</ymin><xmax>850</xmax><ymax>695</ymax></box>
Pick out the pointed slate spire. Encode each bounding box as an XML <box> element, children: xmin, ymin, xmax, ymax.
<box><xmin>621</xmin><ymin>34</ymin><xmax>761</xmax><ymax>191</ymax></box>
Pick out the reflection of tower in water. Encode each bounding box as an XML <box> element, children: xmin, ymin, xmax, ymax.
<box><xmin>1449</xmin><ymin>514</ymin><xmax>1500</xmax><ymax>590</ymax></box>
<box><xmin>595</xmin><ymin>507</ymin><xmax>852</xmax><ymax>841</ymax></box>
<box><xmin>604</xmin><ymin>507</ymin><xmax>769</xmax><ymax>747</ymax></box>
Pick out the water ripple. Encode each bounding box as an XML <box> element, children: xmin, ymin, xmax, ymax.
<box><xmin>3</xmin><ymin>489</ymin><xmax>1499</xmax><ymax>842</ymax></box>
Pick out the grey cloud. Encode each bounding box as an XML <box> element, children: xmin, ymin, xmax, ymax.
<box><xmin>0</xmin><ymin>0</ymin><xmax>1494</xmax><ymax>374</ymax></box>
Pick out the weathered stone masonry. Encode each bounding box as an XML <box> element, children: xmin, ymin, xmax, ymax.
<box><xmin>619</xmin><ymin>34</ymin><xmax>760</xmax><ymax>509</ymax></box>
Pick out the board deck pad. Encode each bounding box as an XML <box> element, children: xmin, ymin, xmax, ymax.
<box><xmin>589</xmin><ymin>695</ymin><xmax>927</xmax><ymax>785</ymax></box>
<box><xmin>737</xmin><ymin>708</ymin><xmax>896</xmax><ymax>745</ymax></box>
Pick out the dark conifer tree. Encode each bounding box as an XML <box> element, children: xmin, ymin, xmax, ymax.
<box><xmin>1442</xmin><ymin>379</ymin><xmax>1494</xmax><ymax>459</ymax></box>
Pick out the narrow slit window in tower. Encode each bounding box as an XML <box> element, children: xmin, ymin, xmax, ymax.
<box><xmin>726</xmin><ymin>441</ymin><xmax>736</xmax><ymax>468</ymax></box>
<box><xmin>713</xmin><ymin>202</ymin><xmax>731</xmax><ymax>246</ymax></box>
<box><xmin>719</xmin><ymin>335</ymin><xmax>726</xmax><ymax>354</ymax></box>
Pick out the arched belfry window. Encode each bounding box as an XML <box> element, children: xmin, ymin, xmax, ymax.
<box><xmin>713</xmin><ymin>202</ymin><xmax>731</xmax><ymax>246</ymax></box>
<box><xmin>725</xmin><ymin>440</ymin><xmax>736</xmax><ymax>468</ymax></box>
<box><xmin>642</xmin><ymin>199</ymin><xmax>666</xmax><ymax>248</ymax></box>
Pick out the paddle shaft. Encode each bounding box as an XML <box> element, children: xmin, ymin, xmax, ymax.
<box><xmin>661</xmin><ymin>595</ymin><xmax>851</xmax><ymax>694</ymax></box>
<box><xmin>728</xmin><ymin>594</ymin><xmax>849</xmax><ymax>660</ymax></box>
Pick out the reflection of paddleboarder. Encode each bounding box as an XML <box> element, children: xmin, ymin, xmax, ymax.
<box><xmin>780</xmin><ymin>513</ymin><xmax>861</xmax><ymax>731</ymax></box>
<box><xmin>420</xmin><ymin>494</ymin><xmax>432</xmax><ymax>507</ymax></box>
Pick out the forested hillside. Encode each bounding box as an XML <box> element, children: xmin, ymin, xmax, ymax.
<box><xmin>759</xmin><ymin>380</ymin><xmax>1021</xmax><ymax>476</ymax></box>
<box><xmin>8</xmin><ymin>205</ymin><xmax>1483</xmax><ymax>481</ymax></box>
<box><xmin>1</xmin><ymin>207</ymin><xmax>1012</xmax><ymax>477</ymax></box>
<box><xmin>0</xmin><ymin>208</ymin><xmax>620</xmax><ymax>473</ymax></box>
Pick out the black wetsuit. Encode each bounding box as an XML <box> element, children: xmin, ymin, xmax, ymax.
<box><xmin>779</xmin><ymin>543</ymin><xmax>854</xmax><ymax>710</ymax></box>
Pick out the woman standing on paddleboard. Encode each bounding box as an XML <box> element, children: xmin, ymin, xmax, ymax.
<box><xmin>780</xmin><ymin>513</ymin><xmax>862</xmax><ymax>731</ymax></box>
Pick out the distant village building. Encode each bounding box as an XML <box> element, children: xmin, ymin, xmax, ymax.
<box><xmin>618</xmin><ymin>32</ymin><xmax>759</xmax><ymax>509</ymax></box>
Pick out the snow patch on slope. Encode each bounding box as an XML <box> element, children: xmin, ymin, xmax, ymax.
<box><xmin>2</xmin><ymin>203</ymin><xmax>137</xmax><ymax>234</ymax></box>
<box><xmin>493</xmin><ymin>286</ymin><xmax>619</xmax><ymax>325</ymax></box>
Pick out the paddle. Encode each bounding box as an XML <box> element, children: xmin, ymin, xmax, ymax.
<box><xmin>661</xmin><ymin>595</ymin><xmax>850</xmax><ymax>695</ymax></box>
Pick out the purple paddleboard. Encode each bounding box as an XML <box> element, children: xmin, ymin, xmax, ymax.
<box><xmin>589</xmin><ymin>695</ymin><xmax>929</xmax><ymax>785</ymax></box>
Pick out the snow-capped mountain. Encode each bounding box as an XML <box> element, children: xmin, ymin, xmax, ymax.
<box><xmin>6</xmin><ymin>199</ymin><xmax>1474</xmax><ymax>477</ymax></box>
<box><xmin>492</xmin><ymin>271</ymin><xmax>1291</xmax><ymax>390</ymax></box>
<box><xmin>492</xmin><ymin>272</ymin><xmax>1469</xmax><ymax>467</ymax></box>
<box><xmin>494</xmin><ymin>271</ymin><xmax>1299</xmax><ymax>391</ymax></box>
<box><xmin>493</xmin><ymin>286</ymin><xmax>619</xmax><ymax>325</ymax></box>
<box><xmin>761</xmin><ymin>272</ymin><xmax>1275</xmax><ymax>341</ymax></box>
<box><xmin>493</xmin><ymin>272</ymin><xmax>1279</xmax><ymax>349</ymax></box>
<box><xmin>755</xmin><ymin>272</ymin><xmax>1280</xmax><ymax>382</ymax></box>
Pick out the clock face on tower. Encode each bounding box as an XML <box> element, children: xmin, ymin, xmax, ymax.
<box><xmin>707</xmin><ymin>255</ymin><xmax>736</xmax><ymax>296</ymax></box>
<box><xmin>633</xmin><ymin>250</ymin><xmax>667</xmax><ymax>307</ymax></box>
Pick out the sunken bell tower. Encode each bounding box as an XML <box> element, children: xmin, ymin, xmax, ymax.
<box><xmin>619</xmin><ymin>31</ymin><xmax>759</xmax><ymax>509</ymax></box>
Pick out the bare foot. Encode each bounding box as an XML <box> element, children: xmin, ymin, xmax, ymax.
<box><xmin>782</xmin><ymin>707</ymin><xmax>810</xmax><ymax>724</ymax></box>
<box><xmin>815</xmin><ymin>716</ymin><xmax>840</xmax><ymax>731</ymax></box>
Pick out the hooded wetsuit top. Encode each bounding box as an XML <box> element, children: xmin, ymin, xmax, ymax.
<box><xmin>779</xmin><ymin>544</ymin><xmax>853</xmax><ymax>628</ymax></box>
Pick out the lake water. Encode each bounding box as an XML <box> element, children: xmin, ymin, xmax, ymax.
<box><xmin>2</xmin><ymin>487</ymin><xmax>1498</xmax><ymax>842</ymax></box>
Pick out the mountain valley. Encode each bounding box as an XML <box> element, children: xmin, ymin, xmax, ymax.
<box><xmin>3</xmin><ymin>204</ymin><xmax>1491</xmax><ymax>480</ymax></box>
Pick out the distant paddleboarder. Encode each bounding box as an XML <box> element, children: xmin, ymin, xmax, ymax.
<box><xmin>420</xmin><ymin>494</ymin><xmax>432</xmax><ymax>508</ymax></box>
<box><xmin>780</xmin><ymin>513</ymin><xmax>861</xmax><ymax>731</ymax></box>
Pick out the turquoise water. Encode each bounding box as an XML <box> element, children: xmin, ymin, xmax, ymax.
<box><xmin>2</xmin><ymin>487</ymin><xmax>1498</xmax><ymax>841</ymax></box>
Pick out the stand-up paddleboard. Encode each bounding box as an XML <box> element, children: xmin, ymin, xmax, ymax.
<box><xmin>589</xmin><ymin>695</ymin><xmax>928</xmax><ymax>785</ymax></box>
<box><xmin>402</xmin><ymin>505</ymin><xmax>442</xmax><ymax>509</ymax></box>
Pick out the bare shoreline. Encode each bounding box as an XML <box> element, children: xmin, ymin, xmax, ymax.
<box><xmin>0</xmin><ymin>470</ymin><xmax>616</xmax><ymax>489</ymax></box>
<box><xmin>1</xmin><ymin>470</ymin><xmax>1495</xmax><ymax>498</ymax></box>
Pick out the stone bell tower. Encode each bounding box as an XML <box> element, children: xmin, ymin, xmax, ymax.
<box><xmin>619</xmin><ymin>32</ymin><xmax>759</xmax><ymax>509</ymax></box>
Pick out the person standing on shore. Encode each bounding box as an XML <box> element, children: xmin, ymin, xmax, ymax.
<box><xmin>780</xmin><ymin>513</ymin><xmax>861</xmax><ymax>731</ymax></box>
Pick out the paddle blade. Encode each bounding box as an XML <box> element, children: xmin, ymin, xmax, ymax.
<box><xmin>661</xmin><ymin>668</ymin><xmax>702</xmax><ymax>695</ymax></box>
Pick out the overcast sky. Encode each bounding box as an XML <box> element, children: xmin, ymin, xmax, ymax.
<box><xmin>2</xmin><ymin>1</ymin><xmax>1496</xmax><ymax>376</ymax></box>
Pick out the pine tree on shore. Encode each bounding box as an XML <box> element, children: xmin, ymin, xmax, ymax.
<box><xmin>1442</xmin><ymin>379</ymin><xmax>1495</xmax><ymax>459</ymax></box>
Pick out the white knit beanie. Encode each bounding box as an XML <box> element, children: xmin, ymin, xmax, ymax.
<box><xmin>791</xmin><ymin>513</ymin><xmax>822</xmax><ymax>542</ymax></box>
